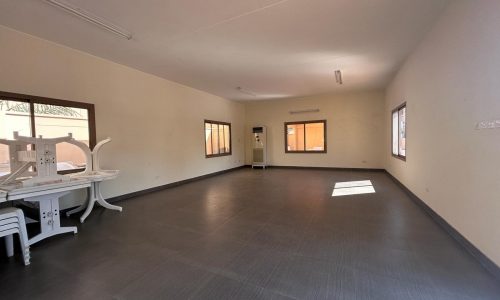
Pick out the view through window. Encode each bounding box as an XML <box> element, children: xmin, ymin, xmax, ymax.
<box><xmin>0</xmin><ymin>93</ymin><xmax>95</xmax><ymax>175</ymax></box>
<box><xmin>285</xmin><ymin>120</ymin><xmax>326</xmax><ymax>153</ymax></box>
<box><xmin>392</xmin><ymin>103</ymin><xmax>406</xmax><ymax>159</ymax></box>
<box><xmin>205</xmin><ymin>120</ymin><xmax>231</xmax><ymax>157</ymax></box>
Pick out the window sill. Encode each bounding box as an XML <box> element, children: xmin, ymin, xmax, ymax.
<box><xmin>392</xmin><ymin>154</ymin><xmax>406</xmax><ymax>161</ymax></box>
<box><xmin>206</xmin><ymin>153</ymin><xmax>232</xmax><ymax>158</ymax></box>
<box><xmin>285</xmin><ymin>151</ymin><xmax>327</xmax><ymax>154</ymax></box>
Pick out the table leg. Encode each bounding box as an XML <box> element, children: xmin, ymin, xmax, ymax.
<box><xmin>25</xmin><ymin>192</ymin><xmax>78</xmax><ymax>246</ymax></box>
<box><xmin>79</xmin><ymin>182</ymin><xmax>122</xmax><ymax>223</ymax></box>
<box><xmin>95</xmin><ymin>181</ymin><xmax>122</xmax><ymax>212</ymax></box>
<box><xmin>79</xmin><ymin>186</ymin><xmax>96</xmax><ymax>224</ymax></box>
<box><xmin>65</xmin><ymin>195</ymin><xmax>88</xmax><ymax>217</ymax></box>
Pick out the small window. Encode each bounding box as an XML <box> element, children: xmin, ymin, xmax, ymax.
<box><xmin>205</xmin><ymin>120</ymin><xmax>231</xmax><ymax>158</ymax></box>
<box><xmin>285</xmin><ymin>120</ymin><xmax>326</xmax><ymax>153</ymax></box>
<box><xmin>0</xmin><ymin>91</ymin><xmax>96</xmax><ymax>175</ymax></box>
<box><xmin>392</xmin><ymin>103</ymin><xmax>406</xmax><ymax>160</ymax></box>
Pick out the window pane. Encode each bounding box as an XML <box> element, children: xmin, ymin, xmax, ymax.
<box><xmin>224</xmin><ymin>125</ymin><xmax>230</xmax><ymax>153</ymax></box>
<box><xmin>211</xmin><ymin>123</ymin><xmax>219</xmax><ymax>155</ymax></box>
<box><xmin>399</xmin><ymin>107</ymin><xmax>406</xmax><ymax>157</ymax></box>
<box><xmin>205</xmin><ymin>122</ymin><xmax>231</xmax><ymax>157</ymax></box>
<box><xmin>287</xmin><ymin>124</ymin><xmax>305</xmax><ymax>151</ymax></box>
<box><xmin>0</xmin><ymin>100</ymin><xmax>32</xmax><ymax>176</ymax></box>
<box><xmin>218</xmin><ymin>124</ymin><xmax>225</xmax><ymax>154</ymax></box>
<box><xmin>392</xmin><ymin>111</ymin><xmax>398</xmax><ymax>155</ymax></box>
<box><xmin>305</xmin><ymin>122</ymin><xmax>325</xmax><ymax>151</ymax></box>
<box><xmin>205</xmin><ymin>123</ymin><xmax>213</xmax><ymax>156</ymax></box>
<box><xmin>34</xmin><ymin>103</ymin><xmax>89</xmax><ymax>171</ymax></box>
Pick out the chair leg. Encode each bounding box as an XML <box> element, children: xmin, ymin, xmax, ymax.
<box><xmin>18</xmin><ymin>234</ymin><xmax>30</xmax><ymax>266</ymax></box>
<box><xmin>15</xmin><ymin>211</ymin><xmax>31</xmax><ymax>266</ymax></box>
<box><xmin>4</xmin><ymin>235</ymin><xmax>14</xmax><ymax>257</ymax></box>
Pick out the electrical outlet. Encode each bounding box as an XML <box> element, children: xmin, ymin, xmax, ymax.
<box><xmin>476</xmin><ymin>119</ymin><xmax>500</xmax><ymax>130</ymax></box>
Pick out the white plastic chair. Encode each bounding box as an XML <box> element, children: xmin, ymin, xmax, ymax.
<box><xmin>0</xmin><ymin>207</ymin><xmax>30</xmax><ymax>265</ymax></box>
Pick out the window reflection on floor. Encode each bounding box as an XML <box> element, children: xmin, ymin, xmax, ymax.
<box><xmin>332</xmin><ymin>180</ymin><xmax>375</xmax><ymax>196</ymax></box>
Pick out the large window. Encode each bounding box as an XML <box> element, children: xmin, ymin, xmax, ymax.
<box><xmin>285</xmin><ymin>120</ymin><xmax>326</xmax><ymax>153</ymax></box>
<box><xmin>0</xmin><ymin>91</ymin><xmax>96</xmax><ymax>175</ymax></box>
<box><xmin>392</xmin><ymin>103</ymin><xmax>406</xmax><ymax>160</ymax></box>
<box><xmin>205</xmin><ymin>120</ymin><xmax>231</xmax><ymax>158</ymax></box>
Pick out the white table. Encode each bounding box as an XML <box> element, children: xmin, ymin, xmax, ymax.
<box><xmin>1</xmin><ymin>179</ymin><xmax>90</xmax><ymax>245</ymax></box>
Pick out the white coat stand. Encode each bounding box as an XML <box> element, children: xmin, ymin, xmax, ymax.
<box><xmin>66</xmin><ymin>138</ymin><xmax>122</xmax><ymax>223</ymax></box>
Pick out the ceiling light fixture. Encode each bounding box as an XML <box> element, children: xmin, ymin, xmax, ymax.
<box><xmin>289</xmin><ymin>109</ymin><xmax>320</xmax><ymax>114</ymax></box>
<box><xmin>44</xmin><ymin>0</ymin><xmax>133</xmax><ymax>40</ymax></box>
<box><xmin>334</xmin><ymin>70</ymin><xmax>343</xmax><ymax>85</ymax></box>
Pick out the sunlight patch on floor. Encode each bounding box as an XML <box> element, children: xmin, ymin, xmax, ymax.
<box><xmin>332</xmin><ymin>180</ymin><xmax>375</xmax><ymax>196</ymax></box>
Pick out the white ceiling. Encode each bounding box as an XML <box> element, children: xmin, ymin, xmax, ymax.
<box><xmin>0</xmin><ymin>0</ymin><xmax>449</xmax><ymax>101</ymax></box>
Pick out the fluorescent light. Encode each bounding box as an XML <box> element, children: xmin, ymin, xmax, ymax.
<box><xmin>44</xmin><ymin>0</ymin><xmax>132</xmax><ymax>40</ymax></box>
<box><xmin>289</xmin><ymin>109</ymin><xmax>320</xmax><ymax>114</ymax></box>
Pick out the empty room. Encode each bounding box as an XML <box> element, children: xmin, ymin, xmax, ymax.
<box><xmin>0</xmin><ymin>0</ymin><xmax>499</xmax><ymax>299</ymax></box>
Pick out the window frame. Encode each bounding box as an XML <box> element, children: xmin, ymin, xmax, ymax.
<box><xmin>391</xmin><ymin>102</ymin><xmax>406</xmax><ymax>161</ymax></box>
<box><xmin>204</xmin><ymin>120</ymin><xmax>232</xmax><ymax>158</ymax></box>
<box><xmin>0</xmin><ymin>90</ymin><xmax>96</xmax><ymax>174</ymax></box>
<box><xmin>284</xmin><ymin>120</ymin><xmax>327</xmax><ymax>154</ymax></box>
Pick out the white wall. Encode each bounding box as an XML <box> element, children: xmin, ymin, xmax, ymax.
<box><xmin>2</xmin><ymin>1</ymin><xmax>498</xmax><ymax>268</ymax></box>
<box><xmin>245</xmin><ymin>91</ymin><xmax>385</xmax><ymax>168</ymax></box>
<box><xmin>385</xmin><ymin>0</ymin><xmax>500</xmax><ymax>266</ymax></box>
<box><xmin>0</xmin><ymin>26</ymin><xmax>245</xmax><ymax>207</ymax></box>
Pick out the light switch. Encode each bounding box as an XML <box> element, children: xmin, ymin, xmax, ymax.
<box><xmin>476</xmin><ymin>119</ymin><xmax>500</xmax><ymax>130</ymax></box>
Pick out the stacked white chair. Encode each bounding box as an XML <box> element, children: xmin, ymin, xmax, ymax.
<box><xmin>0</xmin><ymin>207</ymin><xmax>30</xmax><ymax>265</ymax></box>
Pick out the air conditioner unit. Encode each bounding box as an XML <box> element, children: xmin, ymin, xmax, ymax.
<box><xmin>251</xmin><ymin>126</ymin><xmax>267</xmax><ymax>169</ymax></box>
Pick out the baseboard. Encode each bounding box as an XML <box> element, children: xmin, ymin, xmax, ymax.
<box><xmin>105</xmin><ymin>165</ymin><xmax>246</xmax><ymax>204</ymax></box>
<box><xmin>385</xmin><ymin>170</ymin><xmax>500</xmax><ymax>281</ymax></box>
<box><xmin>251</xmin><ymin>165</ymin><xmax>385</xmax><ymax>172</ymax></box>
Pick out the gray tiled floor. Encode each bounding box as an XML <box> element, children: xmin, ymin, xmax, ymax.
<box><xmin>1</xmin><ymin>168</ymin><xmax>499</xmax><ymax>299</ymax></box>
